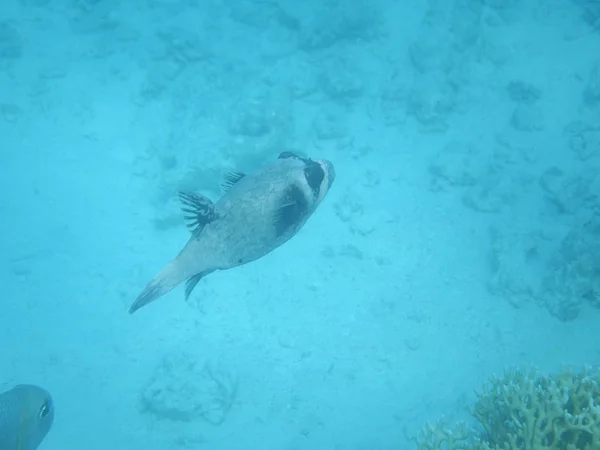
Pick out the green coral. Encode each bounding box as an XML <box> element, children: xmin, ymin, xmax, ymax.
<box><xmin>416</xmin><ymin>367</ymin><xmax>600</xmax><ymax>450</ymax></box>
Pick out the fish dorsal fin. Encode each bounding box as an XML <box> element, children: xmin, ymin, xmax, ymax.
<box><xmin>221</xmin><ymin>171</ymin><xmax>246</xmax><ymax>192</ymax></box>
<box><xmin>278</xmin><ymin>151</ymin><xmax>300</xmax><ymax>159</ymax></box>
<box><xmin>278</xmin><ymin>151</ymin><xmax>310</xmax><ymax>161</ymax></box>
<box><xmin>273</xmin><ymin>185</ymin><xmax>309</xmax><ymax>237</ymax></box>
<box><xmin>178</xmin><ymin>191</ymin><xmax>217</xmax><ymax>235</ymax></box>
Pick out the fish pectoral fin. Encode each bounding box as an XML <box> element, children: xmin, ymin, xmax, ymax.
<box><xmin>179</xmin><ymin>191</ymin><xmax>217</xmax><ymax>235</ymax></box>
<box><xmin>185</xmin><ymin>271</ymin><xmax>212</xmax><ymax>301</ymax></box>
<box><xmin>273</xmin><ymin>185</ymin><xmax>309</xmax><ymax>237</ymax></box>
<box><xmin>221</xmin><ymin>170</ymin><xmax>246</xmax><ymax>192</ymax></box>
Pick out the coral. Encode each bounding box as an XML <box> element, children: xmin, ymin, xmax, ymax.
<box><xmin>506</xmin><ymin>81</ymin><xmax>542</xmax><ymax>105</ymax></box>
<box><xmin>312</xmin><ymin>105</ymin><xmax>348</xmax><ymax>140</ymax></box>
<box><xmin>510</xmin><ymin>105</ymin><xmax>545</xmax><ymax>132</ymax></box>
<box><xmin>141</xmin><ymin>351</ymin><xmax>238</xmax><ymax>425</ymax></box>
<box><xmin>565</xmin><ymin>120</ymin><xmax>600</xmax><ymax>161</ymax></box>
<box><xmin>416</xmin><ymin>367</ymin><xmax>600</xmax><ymax>450</ymax></box>
<box><xmin>320</xmin><ymin>55</ymin><xmax>365</xmax><ymax>101</ymax></box>
<box><xmin>462</xmin><ymin>166</ymin><xmax>533</xmax><ymax>213</ymax></box>
<box><xmin>541</xmin><ymin>211</ymin><xmax>600</xmax><ymax>320</ymax></box>
<box><xmin>154</xmin><ymin>27</ymin><xmax>212</xmax><ymax>65</ymax></box>
<box><xmin>579</xmin><ymin>0</ymin><xmax>600</xmax><ymax>29</ymax></box>
<box><xmin>375</xmin><ymin>73</ymin><xmax>408</xmax><ymax>126</ymax></box>
<box><xmin>429</xmin><ymin>141</ymin><xmax>486</xmax><ymax>189</ymax></box>
<box><xmin>225</xmin><ymin>83</ymin><xmax>293</xmax><ymax>167</ymax></box>
<box><xmin>416</xmin><ymin>420</ymin><xmax>472</xmax><ymax>450</ymax></box>
<box><xmin>585</xmin><ymin>61</ymin><xmax>600</xmax><ymax>105</ymax></box>
<box><xmin>486</xmin><ymin>210</ymin><xmax>600</xmax><ymax>321</ymax></box>
<box><xmin>539</xmin><ymin>167</ymin><xmax>598</xmax><ymax>215</ymax></box>
<box><xmin>487</xmin><ymin>227</ymin><xmax>553</xmax><ymax>309</ymax></box>
<box><xmin>297</xmin><ymin>0</ymin><xmax>381</xmax><ymax>51</ymax></box>
<box><xmin>407</xmin><ymin>74</ymin><xmax>457</xmax><ymax>132</ymax></box>
<box><xmin>0</xmin><ymin>22</ymin><xmax>22</xmax><ymax>60</ymax></box>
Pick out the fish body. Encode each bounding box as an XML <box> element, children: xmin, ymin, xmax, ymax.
<box><xmin>0</xmin><ymin>384</ymin><xmax>54</xmax><ymax>450</ymax></box>
<box><xmin>130</xmin><ymin>151</ymin><xmax>335</xmax><ymax>313</ymax></box>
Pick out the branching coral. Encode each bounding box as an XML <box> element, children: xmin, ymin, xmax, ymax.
<box><xmin>416</xmin><ymin>367</ymin><xmax>600</xmax><ymax>450</ymax></box>
<box><xmin>416</xmin><ymin>420</ymin><xmax>471</xmax><ymax>450</ymax></box>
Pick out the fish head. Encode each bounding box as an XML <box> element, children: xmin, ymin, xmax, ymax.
<box><xmin>309</xmin><ymin>158</ymin><xmax>335</xmax><ymax>206</ymax></box>
<box><xmin>316</xmin><ymin>159</ymin><xmax>335</xmax><ymax>191</ymax></box>
<box><xmin>279</xmin><ymin>152</ymin><xmax>335</xmax><ymax>204</ymax></box>
<box><xmin>12</xmin><ymin>384</ymin><xmax>54</xmax><ymax>449</ymax></box>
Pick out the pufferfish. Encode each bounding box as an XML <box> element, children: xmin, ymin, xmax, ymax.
<box><xmin>129</xmin><ymin>151</ymin><xmax>336</xmax><ymax>314</ymax></box>
<box><xmin>0</xmin><ymin>384</ymin><xmax>54</xmax><ymax>450</ymax></box>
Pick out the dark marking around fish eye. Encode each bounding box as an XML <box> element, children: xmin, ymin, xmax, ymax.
<box><xmin>303</xmin><ymin>161</ymin><xmax>325</xmax><ymax>197</ymax></box>
<box><xmin>273</xmin><ymin>185</ymin><xmax>309</xmax><ymax>237</ymax></box>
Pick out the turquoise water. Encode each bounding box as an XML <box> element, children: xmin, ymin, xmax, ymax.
<box><xmin>1</xmin><ymin>0</ymin><xmax>599</xmax><ymax>448</ymax></box>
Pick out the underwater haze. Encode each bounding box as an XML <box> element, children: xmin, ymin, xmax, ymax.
<box><xmin>1</xmin><ymin>0</ymin><xmax>600</xmax><ymax>449</ymax></box>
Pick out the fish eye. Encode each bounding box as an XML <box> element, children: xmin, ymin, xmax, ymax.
<box><xmin>39</xmin><ymin>401</ymin><xmax>51</xmax><ymax>419</ymax></box>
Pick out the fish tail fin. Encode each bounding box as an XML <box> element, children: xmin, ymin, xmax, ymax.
<box><xmin>129</xmin><ymin>262</ymin><xmax>183</xmax><ymax>314</ymax></box>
